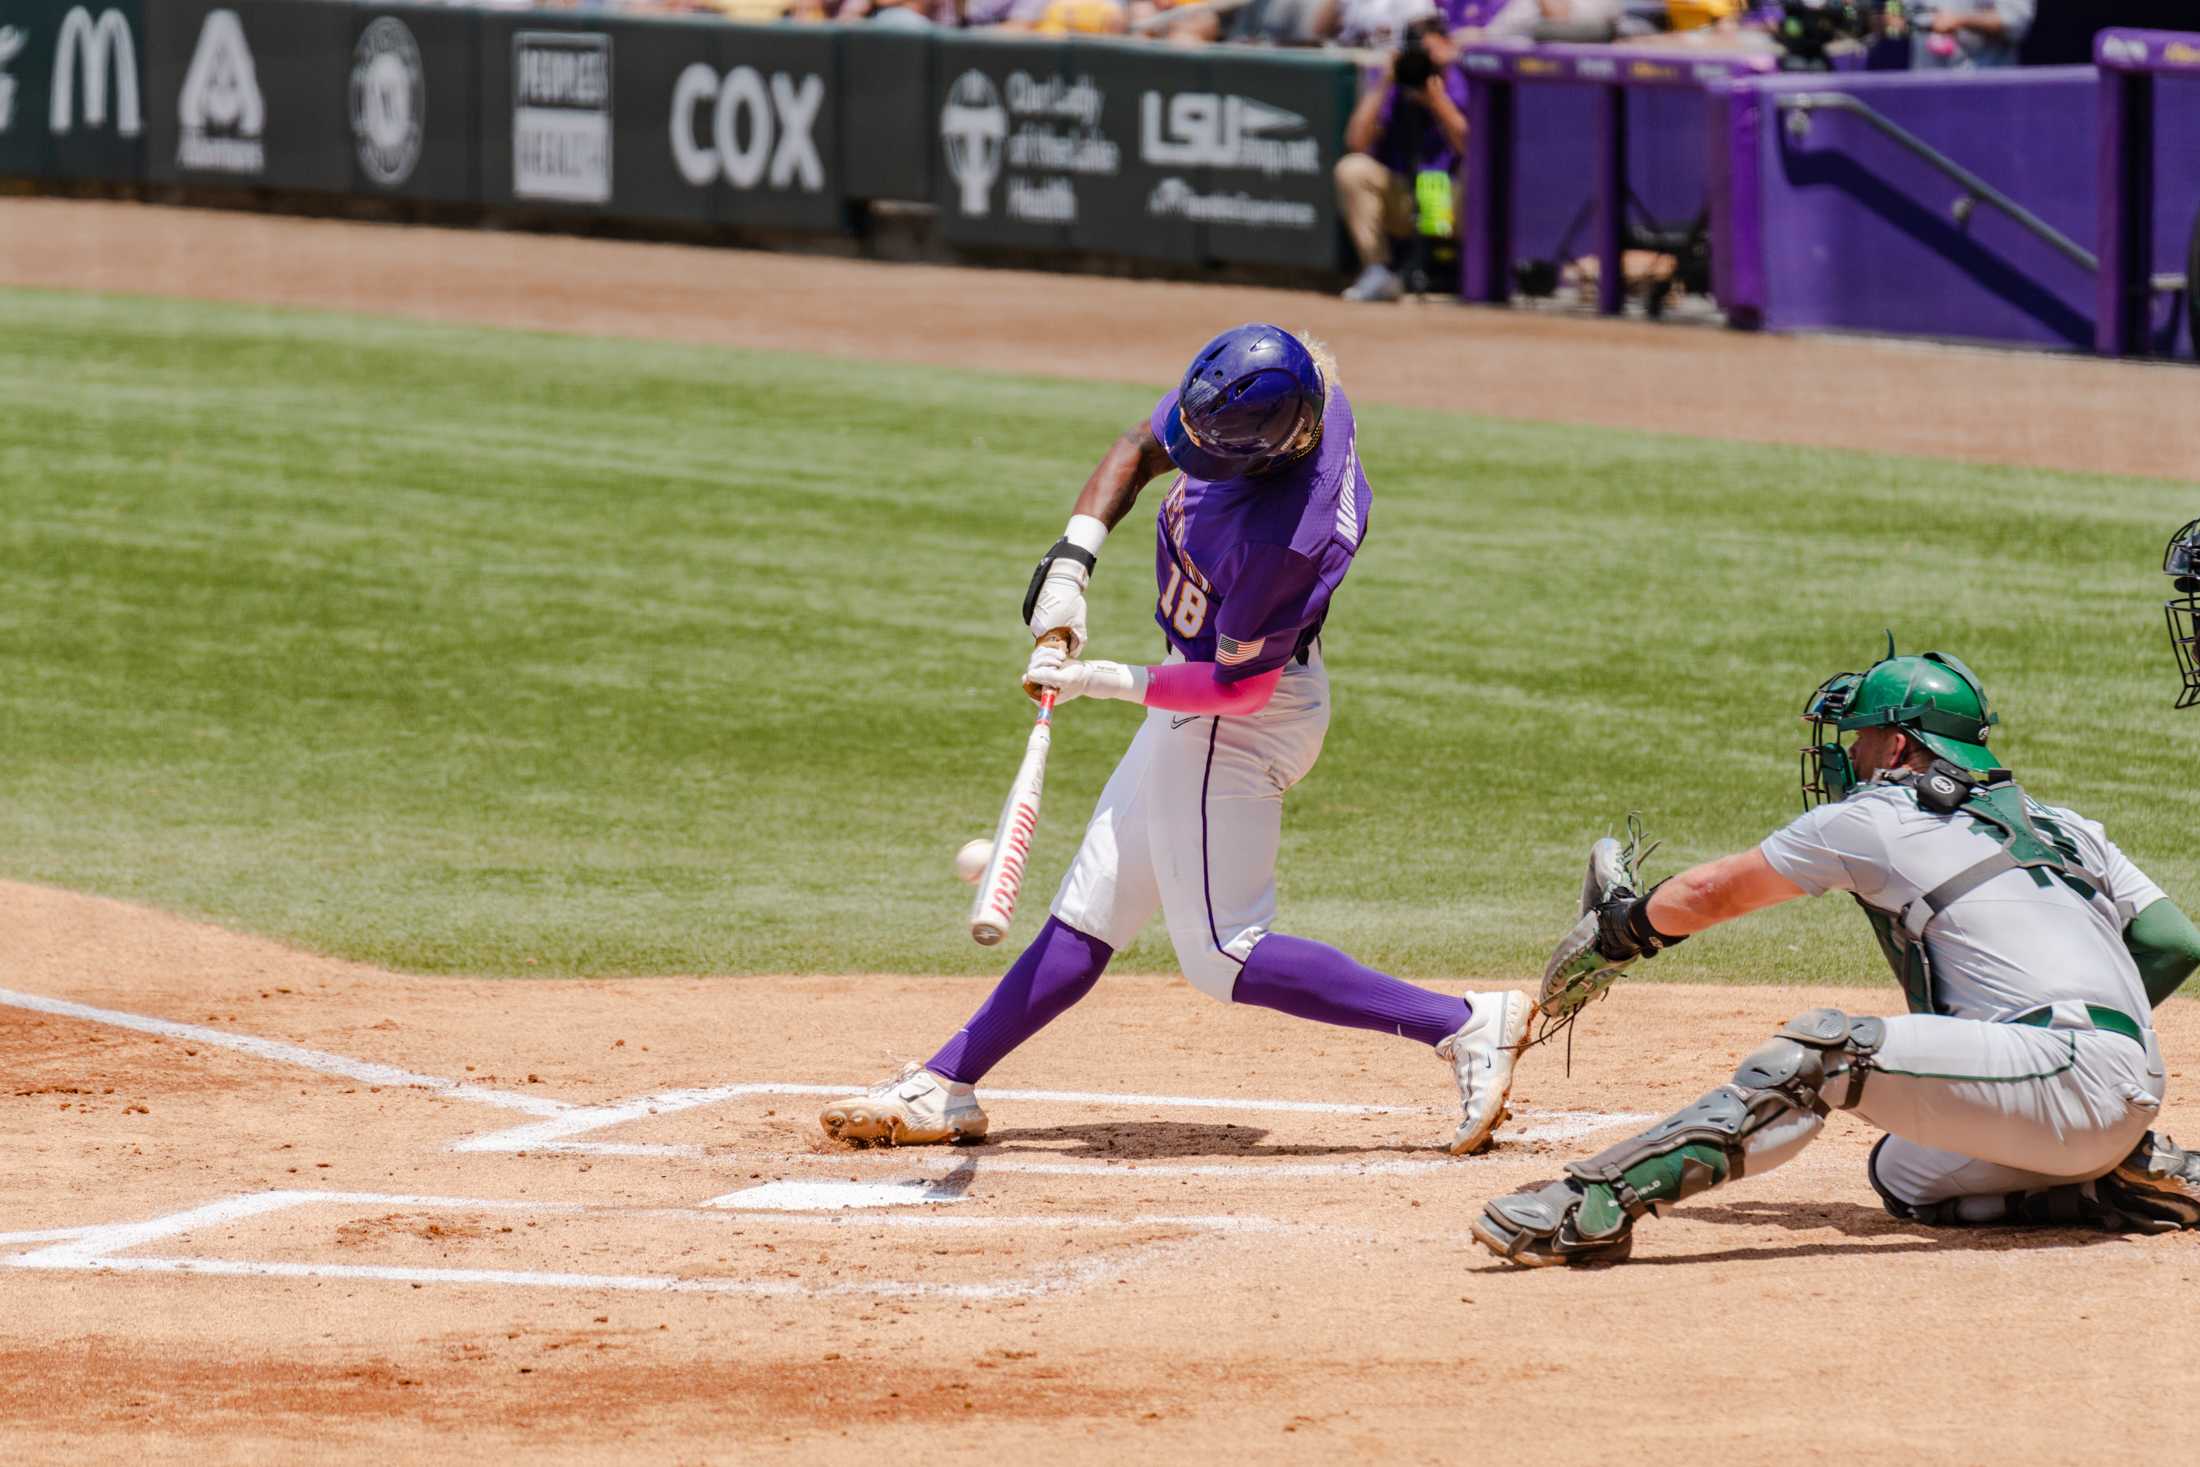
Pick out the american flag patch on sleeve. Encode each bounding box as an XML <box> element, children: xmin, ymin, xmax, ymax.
<box><xmin>1216</xmin><ymin>633</ymin><xmax>1265</xmax><ymax>666</ymax></box>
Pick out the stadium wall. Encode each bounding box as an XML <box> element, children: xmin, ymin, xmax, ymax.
<box><xmin>0</xmin><ymin>1</ymin><xmax>1354</xmax><ymax>273</ymax></box>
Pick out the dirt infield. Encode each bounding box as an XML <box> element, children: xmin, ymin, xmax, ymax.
<box><xmin>3</xmin><ymin>879</ymin><xmax>2196</xmax><ymax>1465</ymax></box>
<box><xmin>6</xmin><ymin>198</ymin><xmax>2200</xmax><ymax>480</ymax></box>
<box><xmin>5</xmin><ymin>201</ymin><xmax>2200</xmax><ymax>1464</ymax></box>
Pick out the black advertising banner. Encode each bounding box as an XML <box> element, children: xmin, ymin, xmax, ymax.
<box><xmin>930</xmin><ymin>34</ymin><xmax>1350</xmax><ymax>269</ymax></box>
<box><xmin>0</xmin><ymin>0</ymin><xmax>147</xmax><ymax>183</ymax></box>
<box><xmin>1071</xmin><ymin>40</ymin><xmax>1202</xmax><ymax>264</ymax></box>
<box><xmin>476</xmin><ymin>12</ymin><xmax>615</xmax><ymax>210</ymax></box>
<box><xmin>654</xmin><ymin>21</ymin><xmax>840</xmax><ymax>231</ymax></box>
<box><xmin>606</xmin><ymin>16</ymin><xmax>713</xmax><ymax>224</ymax></box>
<box><xmin>146</xmin><ymin>0</ymin><xmax>350</xmax><ymax>191</ymax></box>
<box><xmin>476</xmin><ymin>16</ymin><xmax>839</xmax><ymax>229</ymax></box>
<box><xmin>840</xmin><ymin>26</ymin><xmax>926</xmax><ymax>203</ymax></box>
<box><xmin>930</xmin><ymin>36</ymin><xmax>1075</xmax><ymax>254</ymax></box>
<box><xmin>1191</xmin><ymin>49</ymin><xmax>1351</xmax><ymax>270</ymax></box>
<box><xmin>10</xmin><ymin>9</ymin><xmax>1347</xmax><ymax>272</ymax></box>
<box><xmin>345</xmin><ymin>4</ymin><xmax>477</xmax><ymax>204</ymax></box>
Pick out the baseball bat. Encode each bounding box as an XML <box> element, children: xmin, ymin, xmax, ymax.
<box><xmin>970</xmin><ymin>629</ymin><xmax>1071</xmax><ymax>946</ymax></box>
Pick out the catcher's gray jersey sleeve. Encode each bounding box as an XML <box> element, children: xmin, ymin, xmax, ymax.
<box><xmin>1758</xmin><ymin>799</ymin><xmax>1895</xmax><ymax>902</ymax></box>
<box><xmin>2040</xmin><ymin>803</ymin><xmax>2167</xmax><ymax>920</ymax></box>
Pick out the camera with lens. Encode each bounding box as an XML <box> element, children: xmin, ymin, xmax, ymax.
<box><xmin>1393</xmin><ymin>17</ymin><xmax>1441</xmax><ymax>92</ymax></box>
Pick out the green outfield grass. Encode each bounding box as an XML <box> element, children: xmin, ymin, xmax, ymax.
<box><xmin>2</xmin><ymin>285</ymin><xmax>2193</xmax><ymax>987</ymax></box>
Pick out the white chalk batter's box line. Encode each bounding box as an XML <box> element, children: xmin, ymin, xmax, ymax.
<box><xmin>0</xmin><ymin>985</ymin><xmax>1656</xmax><ymax>1299</ymax></box>
<box><xmin>0</xmin><ymin>1188</ymin><xmax>1307</xmax><ymax>1301</ymax></box>
<box><xmin>0</xmin><ymin>985</ymin><xmax>1653</xmax><ymax>1174</ymax></box>
<box><xmin>447</xmin><ymin>1083</ymin><xmax>1651</xmax><ymax>1164</ymax></box>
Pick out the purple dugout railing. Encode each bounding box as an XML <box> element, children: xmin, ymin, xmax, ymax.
<box><xmin>2095</xmin><ymin>29</ymin><xmax>2200</xmax><ymax>357</ymax></box>
<box><xmin>1465</xmin><ymin>29</ymin><xmax>2200</xmax><ymax>358</ymax></box>
<box><xmin>1459</xmin><ymin>42</ymin><xmax>1775</xmax><ymax>316</ymax></box>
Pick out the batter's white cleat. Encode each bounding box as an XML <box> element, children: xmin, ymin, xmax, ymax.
<box><xmin>818</xmin><ymin>1063</ymin><xmax>988</xmax><ymax>1147</ymax></box>
<box><xmin>1437</xmin><ymin>990</ymin><xmax>1533</xmax><ymax>1155</ymax></box>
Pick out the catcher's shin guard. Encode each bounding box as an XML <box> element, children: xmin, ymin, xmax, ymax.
<box><xmin>1474</xmin><ymin>1009</ymin><xmax>1880</xmax><ymax>1266</ymax></box>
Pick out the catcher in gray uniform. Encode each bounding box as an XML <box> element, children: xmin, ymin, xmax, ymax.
<box><xmin>1474</xmin><ymin>643</ymin><xmax>2200</xmax><ymax>1267</ymax></box>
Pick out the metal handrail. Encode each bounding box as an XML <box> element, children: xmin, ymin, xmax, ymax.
<box><xmin>1775</xmin><ymin>91</ymin><xmax>2098</xmax><ymax>275</ymax></box>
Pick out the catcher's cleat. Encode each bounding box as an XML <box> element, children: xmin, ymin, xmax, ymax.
<box><xmin>1438</xmin><ymin>990</ymin><xmax>1533</xmax><ymax>1155</ymax></box>
<box><xmin>1470</xmin><ymin>1177</ymin><xmax>1636</xmax><ymax>1267</ymax></box>
<box><xmin>2096</xmin><ymin>1132</ymin><xmax>2200</xmax><ymax>1232</ymax></box>
<box><xmin>818</xmin><ymin>1064</ymin><xmax>989</xmax><ymax>1147</ymax></box>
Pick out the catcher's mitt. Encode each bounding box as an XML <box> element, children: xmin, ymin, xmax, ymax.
<box><xmin>1534</xmin><ymin>815</ymin><xmax>1659</xmax><ymax>1049</ymax></box>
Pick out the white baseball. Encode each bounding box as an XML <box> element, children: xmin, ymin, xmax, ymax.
<box><xmin>955</xmin><ymin>838</ymin><xmax>994</xmax><ymax>885</ymax></box>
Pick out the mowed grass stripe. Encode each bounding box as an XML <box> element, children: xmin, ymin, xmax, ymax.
<box><xmin>0</xmin><ymin>285</ymin><xmax>2192</xmax><ymax>983</ymax></box>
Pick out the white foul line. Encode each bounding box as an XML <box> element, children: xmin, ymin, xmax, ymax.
<box><xmin>0</xmin><ymin>986</ymin><xmax>567</xmax><ymax>1117</ymax></box>
<box><xmin>1</xmin><ymin>1190</ymin><xmax>1268</xmax><ymax>1300</ymax></box>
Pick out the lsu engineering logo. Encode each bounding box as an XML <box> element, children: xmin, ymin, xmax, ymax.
<box><xmin>177</xmin><ymin>8</ymin><xmax>263</xmax><ymax>174</ymax></box>
<box><xmin>352</xmin><ymin>16</ymin><xmax>424</xmax><ymax>188</ymax></box>
<box><xmin>512</xmin><ymin>31</ymin><xmax>611</xmax><ymax>204</ymax></box>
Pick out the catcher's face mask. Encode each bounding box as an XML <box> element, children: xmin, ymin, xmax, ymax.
<box><xmin>1799</xmin><ymin>670</ymin><xmax>1864</xmax><ymax>809</ymax></box>
<box><xmin>2167</xmin><ymin>518</ymin><xmax>2200</xmax><ymax>710</ymax></box>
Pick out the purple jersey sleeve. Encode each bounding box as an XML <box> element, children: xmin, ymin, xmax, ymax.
<box><xmin>1211</xmin><ymin>543</ymin><xmax>1329</xmax><ymax>681</ymax></box>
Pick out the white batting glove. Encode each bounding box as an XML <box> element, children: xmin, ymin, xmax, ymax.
<box><xmin>1028</xmin><ymin>567</ymin><xmax>1089</xmax><ymax>656</ymax></box>
<box><xmin>1023</xmin><ymin>642</ymin><xmax>1146</xmax><ymax>705</ymax></box>
<box><xmin>1022</xmin><ymin>515</ymin><xmax>1108</xmax><ymax>656</ymax></box>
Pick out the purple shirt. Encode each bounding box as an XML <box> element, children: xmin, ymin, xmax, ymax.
<box><xmin>1144</xmin><ymin>387</ymin><xmax>1371</xmax><ymax>681</ymax></box>
<box><xmin>1367</xmin><ymin>65</ymin><xmax>1472</xmax><ymax>178</ymax></box>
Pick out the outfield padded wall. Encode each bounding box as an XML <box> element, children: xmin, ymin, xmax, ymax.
<box><xmin>0</xmin><ymin>2</ymin><xmax>1352</xmax><ymax>271</ymax></box>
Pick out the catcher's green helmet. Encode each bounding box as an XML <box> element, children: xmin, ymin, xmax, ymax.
<box><xmin>1799</xmin><ymin>640</ymin><xmax>2001</xmax><ymax>807</ymax></box>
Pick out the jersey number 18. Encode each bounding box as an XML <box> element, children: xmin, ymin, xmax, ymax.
<box><xmin>1158</xmin><ymin>565</ymin><xmax>1209</xmax><ymax>638</ymax></box>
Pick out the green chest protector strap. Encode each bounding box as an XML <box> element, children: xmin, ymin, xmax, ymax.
<box><xmin>1854</xmin><ymin>768</ymin><xmax>2122</xmax><ymax>1016</ymax></box>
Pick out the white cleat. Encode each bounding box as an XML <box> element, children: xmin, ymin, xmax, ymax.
<box><xmin>1437</xmin><ymin>990</ymin><xmax>1533</xmax><ymax>1155</ymax></box>
<box><xmin>818</xmin><ymin>1063</ymin><xmax>989</xmax><ymax>1147</ymax></box>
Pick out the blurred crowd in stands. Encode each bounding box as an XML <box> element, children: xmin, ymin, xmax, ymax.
<box><xmin>446</xmin><ymin>1</ymin><xmax>2035</xmax><ymax>74</ymax></box>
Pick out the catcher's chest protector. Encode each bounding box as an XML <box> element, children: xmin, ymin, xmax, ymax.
<box><xmin>1853</xmin><ymin>777</ymin><xmax>2110</xmax><ymax>1016</ymax></box>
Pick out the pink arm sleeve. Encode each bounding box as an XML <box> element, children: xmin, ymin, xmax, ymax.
<box><xmin>1140</xmin><ymin>662</ymin><xmax>1282</xmax><ymax>717</ymax></box>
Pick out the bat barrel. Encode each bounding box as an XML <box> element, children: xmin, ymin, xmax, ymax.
<box><xmin>968</xmin><ymin>693</ymin><xmax>1056</xmax><ymax>945</ymax></box>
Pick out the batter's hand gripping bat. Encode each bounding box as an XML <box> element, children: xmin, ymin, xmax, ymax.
<box><xmin>970</xmin><ymin>629</ymin><xmax>1071</xmax><ymax>946</ymax></box>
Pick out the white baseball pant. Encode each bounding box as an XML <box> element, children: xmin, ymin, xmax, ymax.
<box><xmin>1050</xmin><ymin>651</ymin><xmax>1330</xmax><ymax>999</ymax></box>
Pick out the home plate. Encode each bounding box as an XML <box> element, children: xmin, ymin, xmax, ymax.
<box><xmin>702</xmin><ymin>1179</ymin><xmax>972</xmax><ymax>1211</ymax></box>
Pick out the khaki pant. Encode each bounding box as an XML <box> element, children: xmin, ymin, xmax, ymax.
<box><xmin>1334</xmin><ymin>152</ymin><xmax>1458</xmax><ymax>270</ymax></box>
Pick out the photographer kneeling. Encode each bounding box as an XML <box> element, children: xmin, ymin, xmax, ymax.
<box><xmin>1334</xmin><ymin>20</ymin><xmax>1468</xmax><ymax>303</ymax></box>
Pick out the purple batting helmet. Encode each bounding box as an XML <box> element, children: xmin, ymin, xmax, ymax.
<box><xmin>1159</xmin><ymin>324</ymin><xmax>1325</xmax><ymax>480</ymax></box>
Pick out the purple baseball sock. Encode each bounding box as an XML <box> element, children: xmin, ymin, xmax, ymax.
<box><xmin>927</xmin><ymin>917</ymin><xmax>1114</xmax><ymax>1084</ymax></box>
<box><xmin>1232</xmin><ymin>933</ymin><xmax>1468</xmax><ymax>1048</ymax></box>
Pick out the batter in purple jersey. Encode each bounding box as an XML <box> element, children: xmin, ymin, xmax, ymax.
<box><xmin>821</xmin><ymin>325</ymin><xmax>1532</xmax><ymax>1152</ymax></box>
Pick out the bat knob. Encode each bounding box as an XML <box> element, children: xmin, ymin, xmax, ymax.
<box><xmin>972</xmin><ymin>923</ymin><xmax>1005</xmax><ymax>947</ymax></box>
